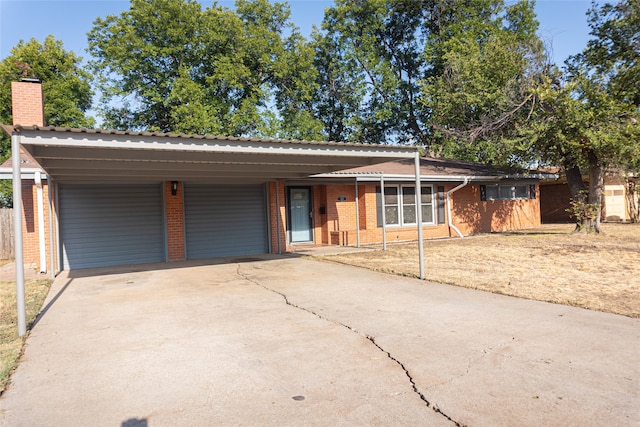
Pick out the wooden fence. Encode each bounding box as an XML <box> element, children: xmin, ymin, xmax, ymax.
<box><xmin>0</xmin><ymin>209</ymin><xmax>14</xmax><ymax>259</ymax></box>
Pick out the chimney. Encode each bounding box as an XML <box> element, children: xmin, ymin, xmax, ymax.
<box><xmin>11</xmin><ymin>79</ymin><xmax>45</xmax><ymax>127</ymax></box>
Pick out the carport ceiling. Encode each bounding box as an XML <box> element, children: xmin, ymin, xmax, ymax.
<box><xmin>15</xmin><ymin>126</ymin><xmax>417</xmax><ymax>183</ymax></box>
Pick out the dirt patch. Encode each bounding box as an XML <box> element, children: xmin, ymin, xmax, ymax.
<box><xmin>317</xmin><ymin>223</ymin><xmax>640</xmax><ymax>317</ymax></box>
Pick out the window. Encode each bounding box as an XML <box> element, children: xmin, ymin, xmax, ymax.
<box><xmin>376</xmin><ymin>185</ymin><xmax>435</xmax><ymax>227</ymax></box>
<box><xmin>437</xmin><ymin>186</ymin><xmax>446</xmax><ymax>224</ymax></box>
<box><xmin>480</xmin><ymin>184</ymin><xmax>534</xmax><ymax>201</ymax></box>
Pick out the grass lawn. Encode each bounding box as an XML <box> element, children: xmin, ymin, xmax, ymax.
<box><xmin>0</xmin><ymin>277</ymin><xmax>52</xmax><ymax>394</ymax></box>
<box><xmin>317</xmin><ymin>223</ymin><xmax>640</xmax><ymax>318</ymax></box>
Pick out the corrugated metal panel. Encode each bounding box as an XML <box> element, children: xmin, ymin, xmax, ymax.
<box><xmin>184</xmin><ymin>184</ymin><xmax>267</xmax><ymax>259</ymax></box>
<box><xmin>59</xmin><ymin>184</ymin><xmax>165</xmax><ymax>269</ymax></box>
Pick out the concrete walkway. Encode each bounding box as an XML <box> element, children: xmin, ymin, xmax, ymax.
<box><xmin>1</xmin><ymin>256</ymin><xmax>638</xmax><ymax>426</ymax></box>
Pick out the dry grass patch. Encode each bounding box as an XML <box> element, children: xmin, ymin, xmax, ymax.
<box><xmin>319</xmin><ymin>223</ymin><xmax>640</xmax><ymax>317</ymax></box>
<box><xmin>1</xmin><ymin>278</ymin><xmax>52</xmax><ymax>394</ymax></box>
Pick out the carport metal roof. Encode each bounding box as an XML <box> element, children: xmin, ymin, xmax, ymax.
<box><xmin>10</xmin><ymin>125</ymin><xmax>417</xmax><ymax>183</ymax></box>
<box><xmin>6</xmin><ymin>125</ymin><xmax>426</xmax><ymax>337</ymax></box>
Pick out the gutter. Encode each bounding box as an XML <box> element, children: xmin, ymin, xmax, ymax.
<box><xmin>446</xmin><ymin>178</ymin><xmax>470</xmax><ymax>238</ymax></box>
<box><xmin>313</xmin><ymin>173</ymin><xmax>557</xmax><ymax>182</ymax></box>
<box><xmin>0</xmin><ymin>167</ymin><xmax>47</xmax><ymax>180</ymax></box>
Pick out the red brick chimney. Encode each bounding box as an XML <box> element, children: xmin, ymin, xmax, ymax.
<box><xmin>11</xmin><ymin>79</ymin><xmax>45</xmax><ymax>127</ymax></box>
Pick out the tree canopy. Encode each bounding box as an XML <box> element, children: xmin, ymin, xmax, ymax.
<box><xmin>521</xmin><ymin>0</ymin><xmax>640</xmax><ymax>230</ymax></box>
<box><xmin>0</xmin><ymin>35</ymin><xmax>95</xmax><ymax>133</ymax></box>
<box><xmin>87</xmin><ymin>0</ymin><xmax>323</xmax><ymax>139</ymax></box>
<box><xmin>309</xmin><ymin>0</ymin><xmax>545</xmax><ymax>160</ymax></box>
<box><xmin>0</xmin><ymin>35</ymin><xmax>94</xmax><ymax>207</ymax></box>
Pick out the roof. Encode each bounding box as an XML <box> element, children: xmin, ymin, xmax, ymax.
<box><xmin>314</xmin><ymin>157</ymin><xmax>552</xmax><ymax>182</ymax></box>
<box><xmin>2</xmin><ymin>125</ymin><xmax>418</xmax><ymax>183</ymax></box>
<box><xmin>1</xmin><ymin>149</ymin><xmax>41</xmax><ymax>169</ymax></box>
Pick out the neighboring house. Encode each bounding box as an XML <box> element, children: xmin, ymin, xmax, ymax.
<box><xmin>2</xmin><ymin>80</ymin><xmax>546</xmax><ymax>273</ymax></box>
<box><xmin>540</xmin><ymin>172</ymin><xmax>633</xmax><ymax>223</ymax></box>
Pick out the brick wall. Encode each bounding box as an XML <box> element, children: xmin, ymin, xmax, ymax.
<box><xmin>165</xmin><ymin>181</ymin><xmax>185</xmax><ymax>260</ymax></box>
<box><xmin>268</xmin><ymin>182</ymin><xmax>287</xmax><ymax>253</ymax></box>
<box><xmin>11</xmin><ymin>81</ymin><xmax>45</xmax><ymax>126</ymax></box>
<box><xmin>279</xmin><ymin>182</ymin><xmax>541</xmax><ymax>248</ymax></box>
<box><xmin>20</xmin><ymin>179</ymin><xmax>58</xmax><ymax>273</ymax></box>
<box><xmin>452</xmin><ymin>185</ymin><xmax>540</xmax><ymax>234</ymax></box>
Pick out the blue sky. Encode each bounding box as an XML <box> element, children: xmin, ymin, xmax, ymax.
<box><xmin>1</xmin><ymin>0</ymin><xmax>601</xmax><ymax>66</ymax></box>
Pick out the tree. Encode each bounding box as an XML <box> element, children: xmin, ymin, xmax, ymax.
<box><xmin>0</xmin><ymin>35</ymin><xmax>94</xmax><ymax>207</ymax></box>
<box><xmin>422</xmin><ymin>0</ymin><xmax>546</xmax><ymax>165</ymax></box>
<box><xmin>309</xmin><ymin>27</ymin><xmax>366</xmax><ymax>142</ymax></box>
<box><xmin>314</xmin><ymin>0</ymin><xmax>429</xmax><ymax>145</ymax></box>
<box><xmin>579</xmin><ymin>0</ymin><xmax>640</xmax><ymax>223</ymax></box>
<box><xmin>311</xmin><ymin>0</ymin><xmax>544</xmax><ymax>154</ymax></box>
<box><xmin>525</xmin><ymin>69</ymin><xmax>638</xmax><ymax>231</ymax></box>
<box><xmin>0</xmin><ymin>35</ymin><xmax>94</xmax><ymax>133</ymax></box>
<box><xmin>522</xmin><ymin>0</ymin><xmax>640</xmax><ymax>232</ymax></box>
<box><xmin>87</xmin><ymin>0</ymin><xmax>323</xmax><ymax>139</ymax></box>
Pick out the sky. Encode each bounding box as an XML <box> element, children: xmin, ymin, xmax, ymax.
<box><xmin>1</xmin><ymin>0</ymin><xmax>603</xmax><ymax>66</ymax></box>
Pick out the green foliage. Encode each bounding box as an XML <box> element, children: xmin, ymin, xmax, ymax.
<box><xmin>521</xmin><ymin>0</ymin><xmax>639</xmax><ymax>230</ymax></box>
<box><xmin>0</xmin><ymin>35</ymin><xmax>95</xmax><ymax>132</ymax></box>
<box><xmin>311</xmin><ymin>0</ymin><xmax>544</xmax><ymax>156</ymax></box>
<box><xmin>580</xmin><ymin>0</ymin><xmax>640</xmax><ymax>107</ymax></box>
<box><xmin>314</xmin><ymin>0</ymin><xmax>429</xmax><ymax>144</ymax></box>
<box><xmin>0</xmin><ymin>35</ymin><xmax>95</xmax><ymax>207</ymax></box>
<box><xmin>422</xmin><ymin>0</ymin><xmax>545</xmax><ymax>164</ymax></box>
<box><xmin>566</xmin><ymin>190</ymin><xmax>600</xmax><ymax>231</ymax></box>
<box><xmin>88</xmin><ymin>0</ymin><xmax>323</xmax><ymax>139</ymax></box>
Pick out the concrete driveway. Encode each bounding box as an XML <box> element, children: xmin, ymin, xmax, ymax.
<box><xmin>1</xmin><ymin>256</ymin><xmax>638</xmax><ymax>426</ymax></box>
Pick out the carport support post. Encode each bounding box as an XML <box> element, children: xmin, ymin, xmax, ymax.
<box><xmin>355</xmin><ymin>178</ymin><xmax>360</xmax><ymax>248</ymax></box>
<box><xmin>12</xmin><ymin>132</ymin><xmax>26</xmax><ymax>336</ymax></box>
<box><xmin>414</xmin><ymin>152</ymin><xmax>425</xmax><ymax>280</ymax></box>
<box><xmin>380</xmin><ymin>176</ymin><xmax>387</xmax><ymax>251</ymax></box>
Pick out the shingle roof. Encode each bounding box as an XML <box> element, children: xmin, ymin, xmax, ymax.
<box><xmin>336</xmin><ymin>157</ymin><xmax>512</xmax><ymax>177</ymax></box>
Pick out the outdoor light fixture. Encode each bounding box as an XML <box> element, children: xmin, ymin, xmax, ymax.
<box><xmin>171</xmin><ymin>181</ymin><xmax>178</xmax><ymax>196</ymax></box>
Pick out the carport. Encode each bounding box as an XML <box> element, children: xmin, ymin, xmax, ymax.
<box><xmin>9</xmin><ymin>124</ymin><xmax>426</xmax><ymax>335</ymax></box>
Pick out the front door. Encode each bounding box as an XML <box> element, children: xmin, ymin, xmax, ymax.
<box><xmin>289</xmin><ymin>187</ymin><xmax>313</xmax><ymax>243</ymax></box>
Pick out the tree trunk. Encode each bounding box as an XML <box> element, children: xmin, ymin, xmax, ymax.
<box><xmin>563</xmin><ymin>159</ymin><xmax>587</xmax><ymax>232</ymax></box>
<box><xmin>564</xmin><ymin>162</ymin><xmax>586</xmax><ymax>198</ymax></box>
<box><xmin>626</xmin><ymin>177</ymin><xmax>638</xmax><ymax>223</ymax></box>
<box><xmin>587</xmin><ymin>150</ymin><xmax>604</xmax><ymax>234</ymax></box>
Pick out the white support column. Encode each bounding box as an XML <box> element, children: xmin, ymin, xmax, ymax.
<box><xmin>414</xmin><ymin>152</ymin><xmax>425</xmax><ymax>280</ymax></box>
<box><xmin>54</xmin><ymin>182</ymin><xmax>61</xmax><ymax>273</ymax></box>
<box><xmin>48</xmin><ymin>177</ymin><xmax>55</xmax><ymax>279</ymax></box>
<box><xmin>355</xmin><ymin>178</ymin><xmax>360</xmax><ymax>248</ymax></box>
<box><xmin>12</xmin><ymin>133</ymin><xmax>26</xmax><ymax>336</ymax></box>
<box><xmin>35</xmin><ymin>172</ymin><xmax>46</xmax><ymax>273</ymax></box>
<box><xmin>275</xmin><ymin>181</ymin><xmax>282</xmax><ymax>254</ymax></box>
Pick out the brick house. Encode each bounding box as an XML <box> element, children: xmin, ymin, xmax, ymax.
<box><xmin>286</xmin><ymin>158</ymin><xmax>543</xmax><ymax>249</ymax></box>
<box><xmin>2</xmin><ymin>80</ymin><xmax>544</xmax><ymax>272</ymax></box>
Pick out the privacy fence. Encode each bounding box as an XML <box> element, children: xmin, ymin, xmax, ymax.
<box><xmin>0</xmin><ymin>209</ymin><xmax>14</xmax><ymax>259</ymax></box>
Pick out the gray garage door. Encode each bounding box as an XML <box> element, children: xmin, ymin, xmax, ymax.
<box><xmin>184</xmin><ymin>184</ymin><xmax>267</xmax><ymax>259</ymax></box>
<box><xmin>59</xmin><ymin>184</ymin><xmax>165</xmax><ymax>269</ymax></box>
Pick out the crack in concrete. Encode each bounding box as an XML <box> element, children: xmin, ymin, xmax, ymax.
<box><xmin>236</xmin><ymin>264</ymin><xmax>465</xmax><ymax>427</ymax></box>
<box><xmin>427</xmin><ymin>311</ymin><xmax>571</xmax><ymax>392</ymax></box>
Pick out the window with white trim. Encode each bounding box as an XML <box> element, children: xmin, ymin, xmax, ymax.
<box><xmin>376</xmin><ymin>185</ymin><xmax>435</xmax><ymax>227</ymax></box>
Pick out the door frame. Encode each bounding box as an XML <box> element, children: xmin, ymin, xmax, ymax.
<box><xmin>287</xmin><ymin>186</ymin><xmax>314</xmax><ymax>244</ymax></box>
